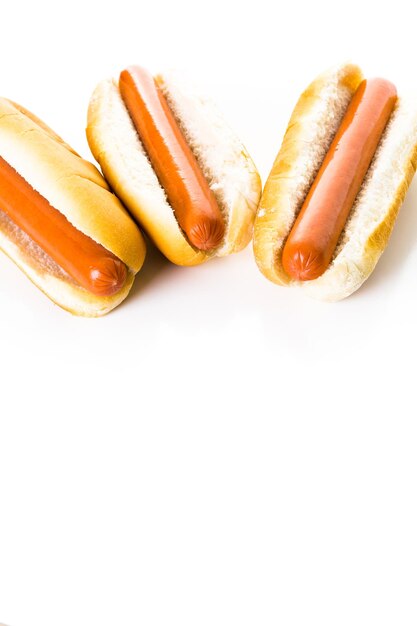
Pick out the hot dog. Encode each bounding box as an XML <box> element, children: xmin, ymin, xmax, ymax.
<box><xmin>87</xmin><ymin>66</ymin><xmax>261</xmax><ymax>265</ymax></box>
<box><xmin>254</xmin><ymin>63</ymin><xmax>417</xmax><ymax>301</ymax></box>
<box><xmin>0</xmin><ymin>155</ymin><xmax>127</xmax><ymax>297</ymax></box>
<box><xmin>0</xmin><ymin>98</ymin><xmax>146</xmax><ymax>315</ymax></box>
<box><xmin>119</xmin><ymin>67</ymin><xmax>225</xmax><ymax>251</ymax></box>
<box><xmin>282</xmin><ymin>78</ymin><xmax>397</xmax><ymax>281</ymax></box>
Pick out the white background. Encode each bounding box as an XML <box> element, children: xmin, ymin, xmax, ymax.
<box><xmin>0</xmin><ymin>1</ymin><xmax>416</xmax><ymax>625</ymax></box>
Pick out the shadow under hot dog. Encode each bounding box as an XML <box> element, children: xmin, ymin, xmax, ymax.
<box><xmin>124</xmin><ymin>236</ymin><xmax>172</xmax><ymax>304</ymax></box>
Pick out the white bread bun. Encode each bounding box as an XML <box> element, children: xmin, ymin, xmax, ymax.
<box><xmin>87</xmin><ymin>70</ymin><xmax>261</xmax><ymax>266</ymax></box>
<box><xmin>0</xmin><ymin>98</ymin><xmax>146</xmax><ymax>316</ymax></box>
<box><xmin>253</xmin><ymin>63</ymin><xmax>417</xmax><ymax>301</ymax></box>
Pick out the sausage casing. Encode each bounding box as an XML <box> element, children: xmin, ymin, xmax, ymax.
<box><xmin>119</xmin><ymin>66</ymin><xmax>225</xmax><ymax>251</ymax></box>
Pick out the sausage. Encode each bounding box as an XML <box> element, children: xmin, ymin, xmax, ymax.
<box><xmin>282</xmin><ymin>78</ymin><xmax>397</xmax><ymax>281</ymax></box>
<box><xmin>119</xmin><ymin>66</ymin><xmax>225</xmax><ymax>251</ymax></box>
<box><xmin>0</xmin><ymin>155</ymin><xmax>127</xmax><ymax>296</ymax></box>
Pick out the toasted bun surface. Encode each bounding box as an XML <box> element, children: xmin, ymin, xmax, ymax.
<box><xmin>253</xmin><ymin>63</ymin><xmax>417</xmax><ymax>301</ymax></box>
<box><xmin>0</xmin><ymin>98</ymin><xmax>146</xmax><ymax>316</ymax></box>
<box><xmin>87</xmin><ymin>70</ymin><xmax>261</xmax><ymax>266</ymax></box>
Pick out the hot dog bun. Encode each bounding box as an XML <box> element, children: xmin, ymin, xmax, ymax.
<box><xmin>87</xmin><ymin>70</ymin><xmax>261</xmax><ymax>266</ymax></box>
<box><xmin>0</xmin><ymin>98</ymin><xmax>146</xmax><ymax>316</ymax></box>
<box><xmin>253</xmin><ymin>63</ymin><xmax>417</xmax><ymax>301</ymax></box>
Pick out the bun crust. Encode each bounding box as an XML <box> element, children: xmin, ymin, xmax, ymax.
<box><xmin>87</xmin><ymin>72</ymin><xmax>261</xmax><ymax>266</ymax></box>
<box><xmin>0</xmin><ymin>98</ymin><xmax>146</xmax><ymax>316</ymax></box>
<box><xmin>253</xmin><ymin>63</ymin><xmax>417</xmax><ymax>301</ymax></box>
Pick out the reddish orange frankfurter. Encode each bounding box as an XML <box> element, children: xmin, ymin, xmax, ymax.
<box><xmin>0</xmin><ymin>155</ymin><xmax>127</xmax><ymax>297</ymax></box>
<box><xmin>281</xmin><ymin>78</ymin><xmax>397</xmax><ymax>281</ymax></box>
<box><xmin>119</xmin><ymin>66</ymin><xmax>225</xmax><ymax>251</ymax></box>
